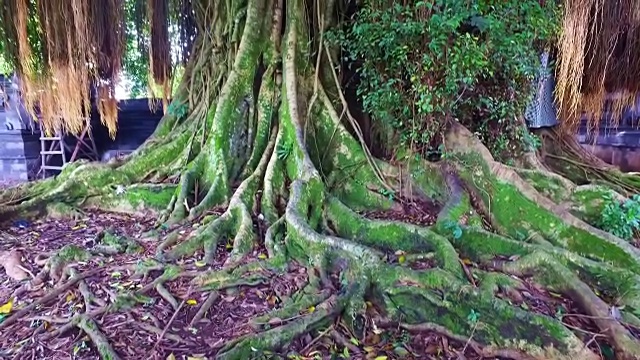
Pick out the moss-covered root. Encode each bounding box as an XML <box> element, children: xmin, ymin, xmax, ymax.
<box><xmin>324</xmin><ymin>196</ymin><xmax>463</xmax><ymax>277</ymax></box>
<box><xmin>76</xmin><ymin>315</ymin><xmax>122</xmax><ymax>360</ymax></box>
<box><xmin>216</xmin><ymin>294</ymin><xmax>346</xmax><ymax>360</ymax></box>
<box><xmin>45</xmin><ymin>245</ymin><xmax>92</xmax><ymax>283</ymax></box>
<box><xmin>192</xmin><ymin>260</ymin><xmax>281</xmax><ymax>291</ymax></box>
<box><xmin>373</xmin><ymin>266</ymin><xmax>599</xmax><ymax>360</ymax></box>
<box><xmin>444</xmin><ymin>122</ymin><xmax>640</xmax><ymax>272</ymax></box>
<box><xmin>250</xmin><ymin>283</ymin><xmax>332</xmax><ymax>330</ymax></box>
<box><xmin>161</xmin><ymin>0</ymin><xmax>269</xmax><ymax>225</ymax></box>
<box><xmin>162</xmin><ymin>101</ymin><xmax>277</xmax><ymax>264</ymax></box>
<box><xmin>497</xmin><ymin>253</ymin><xmax>640</xmax><ymax>360</ymax></box>
<box><xmin>375</xmin><ymin>319</ymin><xmax>538</xmax><ymax>360</ymax></box>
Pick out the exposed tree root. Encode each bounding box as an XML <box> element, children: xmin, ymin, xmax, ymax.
<box><xmin>0</xmin><ymin>268</ymin><xmax>100</xmax><ymax>330</ymax></box>
<box><xmin>536</xmin><ymin>126</ymin><xmax>640</xmax><ymax>196</ymax></box>
<box><xmin>76</xmin><ymin>315</ymin><xmax>121</xmax><ymax>360</ymax></box>
<box><xmin>375</xmin><ymin>318</ymin><xmax>538</xmax><ymax>360</ymax></box>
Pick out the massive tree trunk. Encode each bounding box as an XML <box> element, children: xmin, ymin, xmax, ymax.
<box><xmin>2</xmin><ymin>0</ymin><xmax>640</xmax><ymax>359</ymax></box>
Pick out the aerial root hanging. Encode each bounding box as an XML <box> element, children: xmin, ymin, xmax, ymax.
<box><xmin>160</xmin><ymin>0</ymin><xmax>268</xmax><ymax>224</ymax></box>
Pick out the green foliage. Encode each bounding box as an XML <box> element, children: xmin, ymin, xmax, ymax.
<box><xmin>520</xmin><ymin>129</ymin><xmax>542</xmax><ymax>152</ymax></box>
<box><xmin>598</xmin><ymin>194</ymin><xmax>640</xmax><ymax>241</ymax></box>
<box><xmin>467</xmin><ymin>309</ymin><xmax>480</xmax><ymax>323</ymax></box>
<box><xmin>442</xmin><ymin>219</ymin><xmax>463</xmax><ymax>239</ymax></box>
<box><xmin>276</xmin><ymin>141</ymin><xmax>293</xmax><ymax>160</ymax></box>
<box><xmin>378</xmin><ymin>188</ymin><xmax>395</xmax><ymax>200</ymax></box>
<box><xmin>167</xmin><ymin>100</ymin><xmax>189</xmax><ymax>119</ymax></box>
<box><xmin>329</xmin><ymin>0</ymin><xmax>560</xmax><ymax>159</ymax></box>
<box><xmin>0</xmin><ymin>54</ymin><xmax>12</xmax><ymax>75</ymax></box>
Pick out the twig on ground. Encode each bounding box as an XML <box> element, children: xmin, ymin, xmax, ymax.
<box><xmin>156</xmin><ymin>283</ymin><xmax>179</xmax><ymax>309</ymax></box>
<box><xmin>137</xmin><ymin>323</ymin><xmax>192</xmax><ymax>344</ymax></box>
<box><xmin>0</xmin><ymin>268</ymin><xmax>101</xmax><ymax>330</ymax></box>
<box><xmin>154</xmin><ymin>286</ymin><xmax>193</xmax><ymax>348</ymax></box>
<box><xmin>330</xmin><ymin>329</ymin><xmax>361</xmax><ymax>354</ymax></box>
<box><xmin>299</xmin><ymin>325</ymin><xmax>334</xmax><ymax>355</ymax></box>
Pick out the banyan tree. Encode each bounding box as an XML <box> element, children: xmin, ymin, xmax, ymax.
<box><xmin>1</xmin><ymin>0</ymin><xmax>640</xmax><ymax>359</ymax></box>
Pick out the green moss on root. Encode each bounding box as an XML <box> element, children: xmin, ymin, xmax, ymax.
<box><xmin>454</xmin><ymin>153</ymin><xmax>640</xmax><ymax>274</ymax></box>
<box><xmin>516</xmin><ymin>169</ymin><xmax>571</xmax><ymax>203</ymax></box>
<box><xmin>569</xmin><ymin>185</ymin><xmax>619</xmax><ymax>225</ymax></box>
<box><xmin>375</xmin><ymin>267</ymin><xmax>587</xmax><ymax>358</ymax></box>
<box><xmin>325</xmin><ymin>197</ymin><xmax>462</xmax><ymax>277</ymax></box>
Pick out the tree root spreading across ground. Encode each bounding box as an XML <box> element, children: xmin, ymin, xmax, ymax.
<box><xmin>2</xmin><ymin>0</ymin><xmax>640</xmax><ymax>359</ymax></box>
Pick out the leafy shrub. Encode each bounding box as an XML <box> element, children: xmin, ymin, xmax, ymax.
<box><xmin>598</xmin><ymin>194</ymin><xmax>640</xmax><ymax>241</ymax></box>
<box><xmin>329</xmin><ymin>0</ymin><xmax>560</xmax><ymax>159</ymax></box>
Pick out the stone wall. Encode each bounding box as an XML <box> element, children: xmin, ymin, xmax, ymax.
<box><xmin>0</xmin><ymin>130</ymin><xmax>40</xmax><ymax>181</ymax></box>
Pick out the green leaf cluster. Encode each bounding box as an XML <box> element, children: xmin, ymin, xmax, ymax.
<box><xmin>329</xmin><ymin>0</ymin><xmax>560</xmax><ymax>159</ymax></box>
<box><xmin>599</xmin><ymin>194</ymin><xmax>640</xmax><ymax>241</ymax></box>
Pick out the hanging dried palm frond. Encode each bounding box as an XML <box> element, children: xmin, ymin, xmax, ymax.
<box><xmin>0</xmin><ymin>0</ymin><xmax>39</xmax><ymax>120</ymax></box>
<box><xmin>1</xmin><ymin>0</ymin><xmax>126</xmax><ymax>136</ymax></box>
<box><xmin>89</xmin><ymin>0</ymin><xmax>125</xmax><ymax>136</ymax></box>
<box><xmin>556</xmin><ymin>0</ymin><xmax>640</xmax><ymax>134</ymax></box>
<box><xmin>35</xmin><ymin>0</ymin><xmax>94</xmax><ymax>134</ymax></box>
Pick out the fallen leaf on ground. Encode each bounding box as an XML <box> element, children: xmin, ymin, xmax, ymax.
<box><xmin>0</xmin><ymin>250</ymin><xmax>29</xmax><ymax>281</ymax></box>
<box><xmin>0</xmin><ymin>298</ymin><xmax>13</xmax><ymax>314</ymax></box>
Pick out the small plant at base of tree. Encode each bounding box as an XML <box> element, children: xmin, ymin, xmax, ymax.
<box><xmin>598</xmin><ymin>194</ymin><xmax>640</xmax><ymax>241</ymax></box>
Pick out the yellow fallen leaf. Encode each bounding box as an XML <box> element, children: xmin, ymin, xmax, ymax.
<box><xmin>398</xmin><ymin>255</ymin><xmax>406</xmax><ymax>264</ymax></box>
<box><xmin>194</xmin><ymin>261</ymin><xmax>207</xmax><ymax>267</ymax></box>
<box><xmin>257</xmin><ymin>253</ymin><xmax>267</xmax><ymax>260</ymax></box>
<box><xmin>0</xmin><ymin>299</ymin><xmax>13</xmax><ymax>314</ymax></box>
<box><xmin>307</xmin><ymin>305</ymin><xmax>315</xmax><ymax>313</ymax></box>
<box><xmin>374</xmin><ymin>356</ymin><xmax>388</xmax><ymax>360</ymax></box>
<box><xmin>66</xmin><ymin>293</ymin><xmax>76</xmax><ymax>302</ymax></box>
<box><xmin>461</xmin><ymin>258</ymin><xmax>473</xmax><ymax>265</ymax></box>
<box><xmin>186</xmin><ymin>299</ymin><xmax>198</xmax><ymax>306</ymax></box>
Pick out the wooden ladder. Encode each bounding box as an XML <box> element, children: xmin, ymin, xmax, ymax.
<box><xmin>39</xmin><ymin>126</ymin><xmax>67</xmax><ymax>178</ymax></box>
<box><xmin>37</xmin><ymin>118</ymin><xmax>99</xmax><ymax>179</ymax></box>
